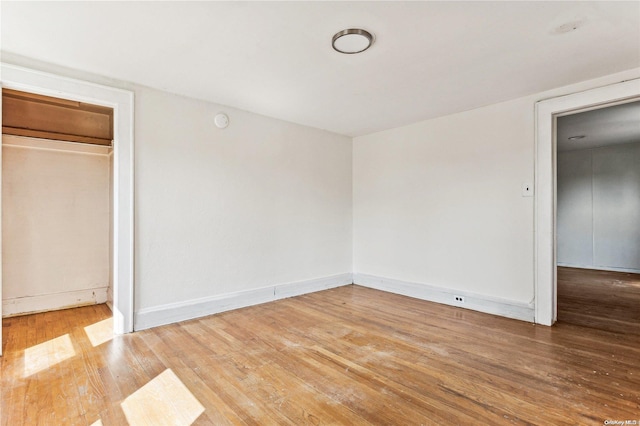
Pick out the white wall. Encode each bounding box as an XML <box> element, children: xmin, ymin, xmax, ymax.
<box><xmin>134</xmin><ymin>87</ymin><xmax>353</xmax><ymax>316</ymax></box>
<box><xmin>558</xmin><ymin>142</ymin><xmax>640</xmax><ymax>272</ymax></box>
<box><xmin>557</xmin><ymin>149</ymin><xmax>593</xmax><ymax>266</ymax></box>
<box><xmin>2</xmin><ymin>135</ymin><xmax>111</xmax><ymax>315</ymax></box>
<box><xmin>353</xmin><ymin>68</ymin><xmax>640</xmax><ymax>320</ymax></box>
<box><xmin>353</xmin><ymin>98</ymin><xmax>535</xmax><ymax>305</ymax></box>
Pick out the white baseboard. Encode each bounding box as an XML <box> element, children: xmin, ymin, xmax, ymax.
<box><xmin>134</xmin><ymin>273</ymin><xmax>353</xmax><ymax>331</ymax></box>
<box><xmin>557</xmin><ymin>263</ymin><xmax>640</xmax><ymax>274</ymax></box>
<box><xmin>2</xmin><ymin>287</ymin><xmax>108</xmax><ymax>317</ymax></box>
<box><xmin>353</xmin><ymin>273</ymin><xmax>534</xmax><ymax>322</ymax></box>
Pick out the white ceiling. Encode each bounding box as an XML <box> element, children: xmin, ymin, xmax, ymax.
<box><xmin>557</xmin><ymin>101</ymin><xmax>640</xmax><ymax>152</ymax></box>
<box><xmin>2</xmin><ymin>1</ymin><xmax>639</xmax><ymax>137</ymax></box>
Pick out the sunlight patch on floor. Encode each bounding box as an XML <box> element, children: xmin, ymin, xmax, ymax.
<box><xmin>121</xmin><ymin>368</ymin><xmax>205</xmax><ymax>426</ymax></box>
<box><xmin>23</xmin><ymin>334</ymin><xmax>75</xmax><ymax>377</ymax></box>
<box><xmin>84</xmin><ymin>317</ymin><xmax>114</xmax><ymax>347</ymax></box>
<box><xmin>90</xmin><ymin>420</ymin><xmax>103</xmax><ymax>426</ymax></box>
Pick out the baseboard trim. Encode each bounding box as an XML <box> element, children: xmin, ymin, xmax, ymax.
<box><xmin>134</xmin><ymin>273</ymin><xmax>353</xmax><ymax>331</ymax></box>
<box><xmin>353</xmin><ymin>273</ymin><xmax>534</xmax><ymax>322</ymax></box>
<box><xmin>557</xmin><ymin>263</ymin><xmax>640</xmax><ymax>274</ymax></box>
<box><xmin>2</xmin><ymin>287</ymin><xmax>108</xmax><ymax>317</ymax></box>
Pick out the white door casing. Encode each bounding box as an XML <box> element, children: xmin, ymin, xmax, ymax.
<box><xmin>534</xmin><ymin>78</ymin><xmax>640</xmax><ymax>326</ymax></box>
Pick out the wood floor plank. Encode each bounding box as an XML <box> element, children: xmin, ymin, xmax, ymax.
<box><xmin>141</xmin><ymin>327</ymin><xmax>261</xmax><ymax>425</ymax></box>
<box><xmin>1</xmin><ymin>316</ymin><xmax>27</xmax><ymax>426</ymax></box>
<box><xmin>44</xmin><ymin>310</ymin><xmax>82</xmax><ymax>425</ymax></box>
<box><xmin>68</xmin><ymin>306</ymin><xmax>112</xmax><ymax>426</ymax></box>
<box><xmin>3</xmin><ymin>283</ymin><xmax>639</xmax><ymax>425</ymax></box>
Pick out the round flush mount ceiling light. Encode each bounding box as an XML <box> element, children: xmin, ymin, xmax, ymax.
<box><xmin>332</xmin><ymin>28</ymin><xmax>374</xmax><ymax>54</ymax></box>
<box><xmin>568</xmin><ymin>135</ymin><xmax>586</xmax><ymax>140</ymax></box>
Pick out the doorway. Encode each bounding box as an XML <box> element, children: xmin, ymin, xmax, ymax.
<box><xmin>555</xmin><ymin>101</ymin><xmax>640</xmax><ymax>334</ymax></box>
<box><xmin>3</xmin><ymin>89</ymin><xmax>114</xmax><ymax>319</ymax></box>
<box><xmin>0</xmin><ymin>64</ymin><xmax>134</xmax><ymax>354</ymax></box>
<box><xmin>534</xmin><ymin>78</ymin><xmax>640</xmax><ymax>326</ymax></box>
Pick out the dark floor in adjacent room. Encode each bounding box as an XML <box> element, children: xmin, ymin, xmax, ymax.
<box><xmin>558</xmin><ymin>266</ymin><xmax>640</xmax><ymax>336</ymax></box>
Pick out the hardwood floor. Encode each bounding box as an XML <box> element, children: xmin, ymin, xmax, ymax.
<box><xmin>2</xmin><ymin>285</ymin><xmax>639</xmax><ymax>425</ymax></box>
<box><xmin>558</xmin><ymin>266</ymin><xmax>640</xmax><ymax>336</ymax></box>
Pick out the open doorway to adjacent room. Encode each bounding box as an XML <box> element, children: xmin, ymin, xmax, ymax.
<box><xmin>555</xmin><ymin>100</ymin><xmax>640</xmax><ymax>335</ymax></box>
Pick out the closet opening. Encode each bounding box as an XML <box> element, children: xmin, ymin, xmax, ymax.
<box><xmin>2</xmin><ymin>88</ymin><xmax>115</xmax><ymax>347</ymax></box>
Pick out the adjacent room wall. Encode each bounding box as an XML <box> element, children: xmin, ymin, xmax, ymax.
<box><xmin>557</xmin><ymin>141</ymin><xmax>640</xmax><ymax>273</ymax></box>
<box><xmin>352</xmin><ymin>68</ymin><xmax>640</xmax><ymax>322</ymax></box>
<box><xmin>2</xmin><ymin>135</ymin><xmax>111</xmax><ymax>315</ymax></box>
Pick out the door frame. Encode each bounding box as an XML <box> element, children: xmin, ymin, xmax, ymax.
<box><xmin>534</xmin><ymin>78</ymin><xmax>640</xmax><ymax>326</ymax></box>
<box><xmin>1</xmin><ymin>63</ymin><xmax>135</xmax><ymax>336</ymax></box>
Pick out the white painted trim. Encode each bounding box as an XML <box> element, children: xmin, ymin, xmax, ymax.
<box><xmin>557</xmin><ymin>263</ymin><xmax>640</xmax><ymax>275</ymax></box>
<box><xmin>1</xmin><ymin>63</ymin><xmax>135</xmax><ymax>334</ymax></box>
<box><xmin>535</xmin><ymin>78</ymin><xmax>640</xmax><ymax>326</ymax></box>
<box><xmin>354</xmin><ymin>273</ymin><xmax>535</xmax><ymax>322</ymax></box>
<box><xmin>3</xmin><ymin>287</ymin><xmax>108</xmax><ymax>317</ymax></box>
<box><xmin>3</xmin><ymin>134</ymin><xmax>112</xmax><ymax>155</ymax></box>
<box><xmin>135</xmin><ymin>273</ymin><xmax>353</xmax><ymax>331</ymax></box>
<box><xmin>274</xmin><ymin>274</ymin><xmax>354</xmax><ymax>299</ymax></box>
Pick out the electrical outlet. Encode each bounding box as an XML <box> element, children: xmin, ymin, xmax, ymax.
<box><xmin>454</xmin><ymin>295</ymin><xmax>465</xmax><ymax>303</ymax></box>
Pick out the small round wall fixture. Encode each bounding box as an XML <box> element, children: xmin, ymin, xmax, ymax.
<box><xmin>214</xmin><ymin>113</ymin><xmax>229</xmax><ymax>129</ymax></box>
<box><xmin>332</xmin><ymin>28</ymin><xmax>374</xmax><ymax>54</ymax></box>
